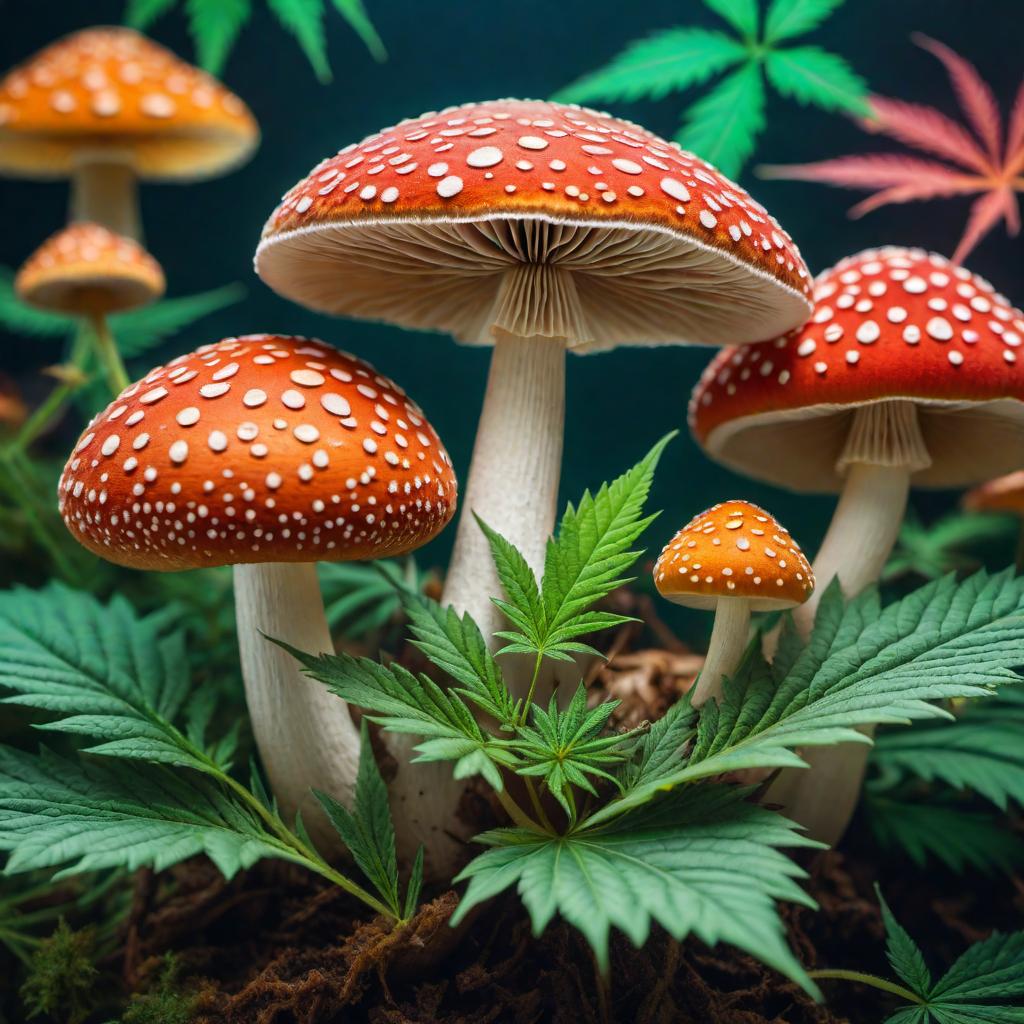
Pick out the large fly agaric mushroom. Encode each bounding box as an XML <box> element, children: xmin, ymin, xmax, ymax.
<box><xmin>16</xmin><ymin>222</ymin><xmax>164</xmax><ymax>392</ymax></box>
<box><xmin>58</xmin><ymin>334</ymin><xmax>458</xmax><ymax>854</ymax></box>
<box><xmin>690</xmin><ymin>246</ymin><xmax>1024</xmax><ymax>843</ymax></box>
<box><xmin>654</xmin><ymin>501</ymin><xmax>813</xmax><ymax>707</ymax></box>
<box><xmin>255</xmin><ymin>99</ymin><xmax>813</xmax><ymax>657</ymax></box>
<box><xmin>0</xmin><ymin>28</ymin><xmax>258</xmax><ymax>238</ymax></box>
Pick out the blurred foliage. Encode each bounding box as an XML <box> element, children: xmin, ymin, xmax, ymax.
<box><xmin>19</xmin><ymin>920</ymin><xmax>98</xmax><ymax>1024</ymax></box>
<box><xmin>120</xmin><ymin>955</ymin><xmax>202</xmax><ymax>1024</ymax></box>
<box><xmin>124</xmin><ymin>0</ymin><xmax>386</xmax><ymax>80</ymax></box>
<box><xmin>555</xmin><ymin>0</ymin><xmax>869</xmax><ymax>178</ymax></box>
<box><xmin>883</xmin><ymin>509</ymin><xmax>1018</xmax><ymax>584</ymax></box>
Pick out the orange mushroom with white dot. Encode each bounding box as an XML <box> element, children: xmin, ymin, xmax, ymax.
<box><xmin>691</xmin><ymin>246</ymin><xmax>1024</xmax><ymax>637</ymax></box>
<box><xmin>0</xmin><ymin>27</ymin><xmax>258</xmax><ymax>238</ymax></box>
<box><xmin>255</xmin><ymin>98</ymin><xmax>813</xmax><ymax>657</ymax></box>
<box><xmin>654</xmin><ymin>501</ymin><xmax>814</xmax><ymax>707</ymax></box>
<box><xmin>58</xmin><ymin>334</ymin><xmax>458</xmax><ymax>855</ymax></box>
<box><xmin>16</xmin><ymin>222</ymin><xmax>164</xmax><ymax>392</ymax></box>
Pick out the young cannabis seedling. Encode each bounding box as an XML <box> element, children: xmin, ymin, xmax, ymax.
<box><xmin>554</xmin><ymin>0</ymin><xmax>870</xmax><ymax>177</ymax></box>
<box><xmin>0</xmin><ymin>585</ymin><xmax>420</xmax><ymax>927</ymax></box>
<box><xmin>811</xmin><ymin>887</ymin><xmax>1024</xmax><ymax>1023</ymax></box>
<box><xmin>286</xmin><ymin>435</ymin><xmax>1024</xmax><ymax>991</ymax></box>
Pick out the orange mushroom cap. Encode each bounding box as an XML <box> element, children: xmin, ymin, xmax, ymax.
<box><xmin>59</xmin><ymin>335</ymin><xmax>458</xmax><ymax>571</ymax></box>
<box><xmin>256</xmin><ymin>99</ymin><xmax>812</xmax><ymax>352</ymax></box>
<box><xmin>16</xmin><ymin>222</ymin><xmax>164</xmax><ymax>315</ymax></box>
<box><xmin>654</xmin><ymin>500</ymin><xmax>814</xmax><ymax>612</ymax></box>
<box><xmin>962</xmin><ymin>471</ymin><xmax>1024</xmax><ymax>515</ymax></box>
<box><xmin>0</xmin><ymin>27</ymin><xmax>258</xmax><ymax>180</ymax></box>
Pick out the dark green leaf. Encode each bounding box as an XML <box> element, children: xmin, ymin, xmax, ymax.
<box><xmin>878</xmin><ymin>886</ymin><xmax>933</xmax><ymax>996</ymax></box>
<box><xmin>124</xmin><ymin>0</ymin><xmax>178</xmax><ymax>28</ymax></box>
<box><xmin>403</xmin><ymin>845</ymin><xmax>424</xmax><ymax>920</ymax></box>
<box><xmin>185</xmin><ymin>0</ymin><xmax>252</xmax><ymax>73</ymax></box>
<box><xmin>553</xmin><ymin>29</ymin><xmax>746</xmax><ymax>104</ymax></box>
<box><xmin>266</xmin><ymin>0</ymin><xmax>331</xmax><ymax>81</ymax></box>
<box><xmin>315</xmin><ymin>721</ymin><xmax>400</xmax><ymax>917</ymax></box>
<box><xmin>329</xmin><ymin>0</ymin><xmax>386</xmax><ymax>61</ymax></box>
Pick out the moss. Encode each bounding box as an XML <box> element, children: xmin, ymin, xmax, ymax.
<box><xmin>19</xmin><ymin>919</ymin><xmax>98</xmax><ymax>1024</ymax></box>
<box><xmin>121</xmin><ymin>955</ymin><xmax>200</xmax><ymax>1024</ymax></box>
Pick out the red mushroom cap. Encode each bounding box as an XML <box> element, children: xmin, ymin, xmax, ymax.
<box><xmin>689</xmin><ymin>247</ymin><xmax>1024</xmax><ymax>492</ymax></box>
<box><xmin>255</xmin><ymin>99</ymin><xmax>811</xmax><ymax>352</ymax></box>
<box><xmin>59</xmin><ymin>335</ymin><xmax>457</xmax><ymax>570</ymax></box>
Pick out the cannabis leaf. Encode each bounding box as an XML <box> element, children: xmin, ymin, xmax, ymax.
<box><xmin>315</xmin><ymin>721</ymin><xmax>422</xmax><ymax>921</ymax></box>
<box><xmin>0</xmin><ymin>269</ymin><xmax>243</xmax><ymax>358</ymax></box>
<box><xmin>453</xmin><ymin>785</ymin><xmax>819</xmax><ymax>991</ymax></box>
<box><xmin>865</xmin><ymin>795</ymin><xmax>1024</xmax><ymax>874</ymax></box>
<box><xmin>507</xmin><ymin>685</ymin><xmax>632</xmax><ymax>819</ymax></box>
<box><xmin>319</xmin><ymin>557</ymin><xmax>430</xmax><ymax>640</ymax></box>
<box><xmin>591</xmin><ymin>570</ymin><xmax>1024</xmax><ymax>825</ymax></box>
<box><xmin>883</xmin><ymin>510</ymin><xmax>1017</xmax><ymax>583</ymax></box>
<box><xmin>125</xmin><ymin>0</ymin><xmax>386</xmax><ymax>80</ymax></box>
<box><xmin>762</xmin><ymin>34</ymin><xmax>1024</xmax><ymax>262</ymax></box>
<box><xmin>0</xmin><ymin>584</ymin><xmax>223</xmax><ymax>773</ymax></box>
<box><xmin>812</xmin><ymin>888</ymin><xmax>1024</xmax><ymax>1023</ymax></box>
<box><xmin>485</xmin><ymin>434</ymin><xmax>670</xmax><ymax>667</ymax></box>
<box><xmin>554</xmin><ymin>0</ymin><xmax>868</xmax><ymax>177</ymax></box>
<box><xmin>281</xmin><ymin>641</ymin><xmax>516</xmax><ymax>790</ymax></box>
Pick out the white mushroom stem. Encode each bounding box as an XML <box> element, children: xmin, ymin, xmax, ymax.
<box><xmin>234</xmin><ymin>561</ymin><xmax>360</xmax><ymax>854</ymax></box>
<box><xmin>386</xmin><ymin>267</ymin><xmax>574</xmax><ymax>879</ymax></box>
<box><xmin>442</xmin><ymin>265</ymin><xmax>574</xmax><ymax>673</ymax></box>
<box><xmin>769</xmin><ymin>400</ymin><xmax>930</xmax><ymax>845</ymax></box>
<box><xmin>692</xmin><ymin>598</ymin><xmax>750</xmax><ymax>708</ymax></box>
<box><xmin>70</xmin><ymin>156</ymin><xmax>141</xmax><ymax>240</ymax></box>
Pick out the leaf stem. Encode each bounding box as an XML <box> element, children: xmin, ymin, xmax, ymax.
<box><xmin>807</xmin><ymin>969</ymin><xmax>923</xmax><ymax>1004</ymax></box>
<box><xmin>524</xmin><ymin>777</ymin><xmax>555</xmax><ymax>832</ymax></box>
<box><xmin>519</xmin><ymin>651</ymin><xmax>544</xmax><ymax>726</ymax></box>
<box><xmin>494</xmin><ymin>785</ymin><xmax>549</xmax><ymax>835</ymax></box>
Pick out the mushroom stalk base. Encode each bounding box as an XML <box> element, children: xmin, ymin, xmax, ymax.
<box><xmin>234</xmin><ymin>561</ymin><xmax>360</xmax><ymax>853</ymax></box>
<box><xmin>692</xmin><ymin>599</ymin><xmax>750</xmax><ymax>708</ymax></box>
<box><xmin>442</xmin><ymin>326</ymin><xmax>567</xmax><ymax>667</ymax></box>
<box><xmin>70</xmin><ymin>159</ymin><xmax>141</xmax><ymax>240</ymax></box>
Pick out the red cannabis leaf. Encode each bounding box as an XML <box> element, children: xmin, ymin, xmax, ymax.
<box><xmin>761</xmin><ymin>34</ymin><xmax>1024</xmax><ymax>263</ymax></box>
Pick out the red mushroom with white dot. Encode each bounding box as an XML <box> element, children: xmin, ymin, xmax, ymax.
<box><xmin>255</xmin><ymin>98</ymin><xmax>812</xmax><ymax>663</ymax></box>
<box><xmin>690</xmin><ymin>246</ymin><xmax>1024</xmax><ymax>843</ymax></box>
<box><xmin>58</xmin><ymin>334</ymin><xmax>457</xmax><ymax>853</ymax></box>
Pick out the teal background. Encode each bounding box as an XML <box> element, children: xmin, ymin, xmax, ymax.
<box><xmin>1</xmin><ymin>0</ymin><xmax>1022</xmax><ymax>638</ymax></box>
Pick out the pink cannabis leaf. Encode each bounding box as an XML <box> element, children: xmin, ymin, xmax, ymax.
<box><xmin>761</xmin><ymin>34</ymin><xmax>1024</xmax><ymax>263</ymax></box>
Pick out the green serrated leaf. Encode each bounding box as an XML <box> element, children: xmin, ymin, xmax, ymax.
<box><xmin>124</xmin><ymin>0</ymin><xmax>178</xmax><ymax>28</ymax></box>
<box><xmin>588</xmin><ymin>570</ymin><xmax>1024</xmax><ymax>827</ymax></box>
<box><xmin>329</xmin><ymin>0</ymin><xmax>386</xmax><ymax>61</ymax></box>
<box><xmin>0</xmin><ymin>747</ymin><xmax>297</xmax><ymax>881</ymax></box>
<box><xmin>403</xmin><ymin>845</ymin><xmax>424</xmax><ymax>920</ymax></box>
<box><xmin>185</xmin><ymin>0</ymin><xmax>252</xmax><ymax>73</ymax></box>
<box><xmin>266</xmin><ymin>0</ymin><xmax>331</xmax><ymax>81</ymax></box>
<box><xmin>677</xmin><ymin>62</ymin><xmax>766</xmax><ymax>178</ymax></box>
<box><xmin>878</xmin><ymin>886</ymin><xmax>933</xmax><ymax>996</ymax></box>
<box><xmin>0</xmin><ymin>584</ymin><xmax>213</xmax><ymax>776</ymax></box>
<box><xmin>764</xmin><ymin>0</ymin><xmax>844</xmax><ymax>43</ymax></box>
<box><xmin>764</xmin><ymin>45</ymin><xmax>871</xmax><ymax>115</ymax></box>
<box><xmin>453</xmin><ymin>785</ymin><xmax>818</xmax><ymax>993</ymax></box>
<box><xmin>703</xmin><ymin>0</ymin><xmax>759</xmax><ymax>39</ymax></box>
<box><xmin>553</xmin><ymin>29</ymin><xmax>746</xmax><ymax>104</ymax></box>
<box><xmin>112</xmin><ymin>285</ymin><xmax>245</xmax><ymax>359</ymax></box>
<box><xmin>315</xmin><ymin>720</ymin><xmax>400</xmax><ymax>917</ymax></box>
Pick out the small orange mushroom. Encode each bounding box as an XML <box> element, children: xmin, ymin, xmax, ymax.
<box><xmin>654</xmin><ymin>500</ymin><xmax>814</xmax><ymax>707</ymax></box>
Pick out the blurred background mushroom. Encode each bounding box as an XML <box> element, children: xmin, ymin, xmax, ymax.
<box><xmin>0</xmin><ymin>27</ymin><xmax>258</xmax><ymax>240</ymax></box>
<box><xmin>654</xmin><ymin>500</ymin><xmax>813</xmax><ymax>707</ymax></box>
<box><xmin>254</xmin><ymin>99</ymin><xmax>813</xmax><ymax>665</ymax></box>
<box><xmin>963</xmin><ymin>471</ymin><xmax>1024</xmax><ymax>568</ymax></box>
<box><xmin>691</xmin><ymin>245</ymin><xmax>1024</xmax><ymax>843</ymax></box>
<box><xmin>56</xmin><ymin>333</ymin><xmax>458</xmax><ymax>856</ymax></box>
<box><xmin>16</xmin><ymin>222</ymin><xmax>164</xmax><ymax>393</ymax></box>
